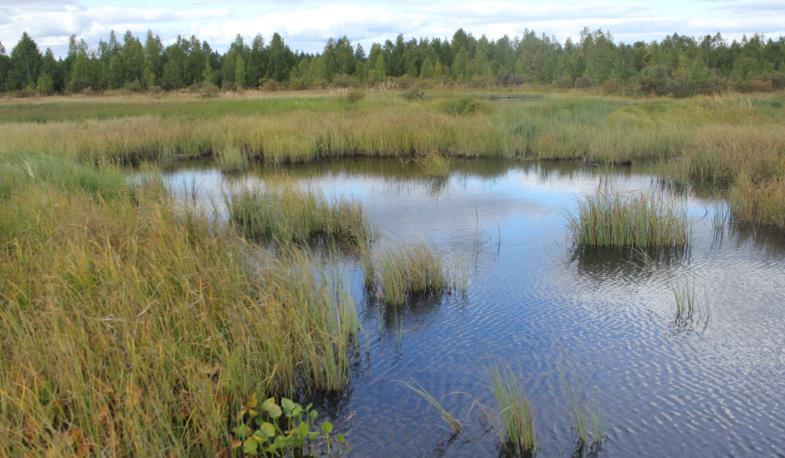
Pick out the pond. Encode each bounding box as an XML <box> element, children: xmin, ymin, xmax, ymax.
<box><xmin>164</xmin><ymin>159</ymin><xmax>785</xmax><ymax>457</ymax></box>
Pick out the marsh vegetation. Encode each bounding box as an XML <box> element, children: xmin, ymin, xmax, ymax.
<box><xmin>1</xmin><ymin>88</ymin><xmax>784</xmax><ymax>456</ymax></box>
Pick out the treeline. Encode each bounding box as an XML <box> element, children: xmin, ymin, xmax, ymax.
<box><xmin>1</xmin><ymin>28</ymin><xmax>785</xmax><ymax>97</ymax></box>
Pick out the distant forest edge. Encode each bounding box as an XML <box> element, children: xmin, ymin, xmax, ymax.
<box><xmin>2</xmin><ymin>28</ymin><xmax>785</xmax><ymax>97</ymax></box>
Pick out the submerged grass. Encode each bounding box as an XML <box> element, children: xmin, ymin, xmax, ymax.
<box><xmin>366</xmin><ymin>243</ymin><xmax>451</xmax><ymax>307</ymax></box>
<box><xmin>227</xmin><ymin>186</ymin><xmax>371</xmax><ymax>249</ymax></box>
<box><xmin>490</xmin><ymin>365</ymin><xmax>536</xmax><ymax>456</ymax></box>
<box><xmin>569</xmin><ymin>189</ymin><xmax>689</xmax><ymax>249</ymax></box>
<box><xmin>0</xmin><ymin>155</ymin><xmax>359</xmax><ymax>456</ymax></box>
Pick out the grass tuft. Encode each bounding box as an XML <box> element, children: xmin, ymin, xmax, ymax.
<box><xmin>215</xmin><ymin>144</ymin><xmax>249</xmax><ymax>174</ymax></box>
<box><xmin>672</xmin><ymin>280</ymin><xmax>710</xmax><ymax>332</ymax></box>
<box><xmin>569</xmin><ymin>189</ymin><xmax>689</xmax><ymax>249</ymax></box>
<box><xmin>366</xmin><ymin>243</ymin><xmax>451</xmax><ymax>307</ymax></box>
<box><xmin>490</xmin><ymin>365</ymin><xmax>536</xmax><ymax>456</ymax></box>
<box><xmin>415</xmin><ymin>152</ymin><xmax>450</xmax><ymax>178</ymax></box>
<box><xmin>228</xmin><ymin>186</ymin><xmax>371</xmax><ymax>249</ymax></box>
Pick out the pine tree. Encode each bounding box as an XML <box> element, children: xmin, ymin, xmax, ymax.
<box><xmin>6</xmin><ymin>32</ymin><xmax>41</xmax><ymax>91</ymax></box>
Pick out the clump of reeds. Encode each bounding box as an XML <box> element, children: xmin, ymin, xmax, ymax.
<box><xmin>416</xmin><ymin>151</ymin><xmax>450</xmax><ymax>178</ymax></box>
<box><xmin>227</xmin><ymin>186</ymin><xmax>372</xmax><ymax>249</ymax></box>
<box><xmin>673</xmin><ymin>280</ymin><xmax>710</xmax><ymax>332</ymax></box>
<box><xmin>365</xmin><ymin>243</ymin><xmax>451</xmax><ymax>307</ymax></box>
<box><xmin>569</xmin><ymin>189</ymin><xmax>689</xmax><ymax>249</ymax></box>
<box><xmin>490</xmin><ymin>365</ymin><xmax>536</xmax><ymax>456</ymax></box>
<box><xmin>215</xmin><ymin>144</ymin><xmax>249</xmax><ymax>173</ymax></box>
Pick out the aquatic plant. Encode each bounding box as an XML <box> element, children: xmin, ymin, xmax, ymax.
<box><xmin>416</xmin><ymin>151</ymin><xmax>450</xmax><ymax>178</ymax></box>
<box><xmin>366</xmin><ymin>243</ymin><xmax>451</xmax><ymax>307</ymax></box>
<box><xmin>401</xmin><ymin>381</ymin><xmax>463</xmax><ymax>435</ymax></box>
<box><xmin>672</xmin><ymin>280</ymin><xmax>711</xmax><ymax>332</ymax></box>
<box><xmin>228</xmin><ymin>186</ymin><xmax>372</xmax><ymax>249</ymax></box>
<box><xmin>215</xmin><ymin>144</ymin><xmax>249</xmax><ymax>174</ymax></box>
<box><xmin>490</xmin><ymin>365</ymin><xmax>536</xmax><ymax>456</ymax></box>
<box><xmin>562</xmin><ymin>373</ymin><xmax>604</xmax><ymax>457</ymax></box>
<box><xmin>231</xmin><ymin>394</ymin><xmax>346</xmax><ymax>456</ymax></box>
<box><xmin>729</xmin><ymin>175</ymin><xmax>785</xmax><ymax>229</ymax></box>
<box><xmin>569</xmin><ymin>189</ymin><xmax>689</xmax><ymax>249</ymax></box>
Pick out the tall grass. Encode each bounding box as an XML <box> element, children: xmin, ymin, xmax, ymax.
<box><xmin>2</xmin><ymin>91</ymin><xmax>781</xmax><ymax>169</ymax></box>
<box><xmin>569</xmin><ymin>189</ymin><xmax>689</xmax><ymax>249</ymax></box>
<box><xmin>490</xmin><ymin>365</ymin><xmax>536</xmax><ymax>456</ymax></box>
<box><xmin>0</xmin><ymin>156</ymin><xmax>359</xmax><ymax>456</ymax></box>
<box><xmin>730</xmin><ymin>176</ymin><xmax>785</xmax><ymax>229</ymax></box>
<box><xmin>227</xmin><ymin>186</ymin><xmax>371</xmax><ymax>249</ymax></box>
<box><xmin>365</xmin><ymin>244</ymin><xmax>451</xmax><ymax>307</ymax></box>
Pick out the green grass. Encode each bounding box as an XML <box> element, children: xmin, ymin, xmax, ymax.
<box><xmin>569</xmin><ymin>189</ymin><xmax>689</xmax><ymax>249</ymax></box>
<box><xmin>0</xmin><ymin>155</ymin><xmax>359</xmax><ymax>456</ymax></box>
<box><xmin>2</xmin><ymin>91</ymin><xmax>781</xmax><ymax>170</ymax></box>
<box><xmin>415</xmin><ymin>152</ymin><xmax>450</xmax><ymax>178</ymax></box>
<box><xmin>227</xmin><ymin>185</ymin><xmax>371</xmax><ymax>249</ymax></box>
<box><xmin>673</xmin><ymin>280</ymin><xmax>711</xmax><ymax>331</ymax></box>
<box><xmin>215</xmin><ymin>144</ymin><xmax>249</xmax><ymax>174</ymax></box>
<box><xmin>490</xmin><ymin>365</ymin><xmax>537</xmax><ymax>456</ymax></box>
<box><xmin>366</xmin><ymin>243</ymin><xmax>451</xmax><ymax>307</ymax></box>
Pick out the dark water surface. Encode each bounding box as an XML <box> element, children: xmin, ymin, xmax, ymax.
<box><xmin>164</xmin><ymin>159</ymin><xmax>785</xmax><ymax>457</ymax></box>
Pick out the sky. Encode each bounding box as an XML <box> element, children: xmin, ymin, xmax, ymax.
<box><xmin>1</xmin><ymin>0</ymin><xmax>785</xmax><ymax>57</ymax></box>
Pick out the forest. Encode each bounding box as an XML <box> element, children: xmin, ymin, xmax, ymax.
<box><xmin>1</xmin><ymin>27</ymin><xmax>785</xmax><ymax>97</ymax></box>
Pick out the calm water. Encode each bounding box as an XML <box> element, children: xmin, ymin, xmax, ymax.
<box><xmin>165</xmin><ymin>159</ymin><xmax>785</xmax><ymax>457</ymax></box>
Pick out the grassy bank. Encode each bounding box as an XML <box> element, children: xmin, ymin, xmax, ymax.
<box><xmin>0</xmin><ymin>155</ymin><xmax>359</xmax><ymax>456</ymax></box>
<box><xmin>1</xmin><ymin>89</ymin><xmax>783</xmax><ymax>228</ymax></box>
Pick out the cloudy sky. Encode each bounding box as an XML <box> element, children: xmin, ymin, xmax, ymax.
<box><xmin>1</xmin><ymin>0</ymin><xmax>785</xmax><ymax>56</ymax></box>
